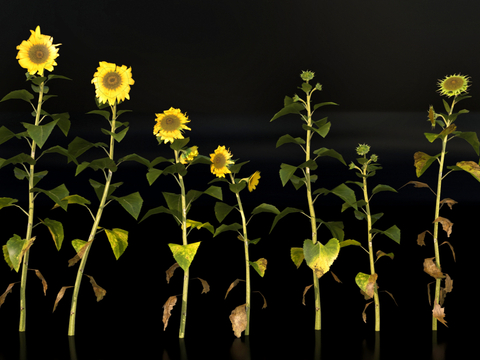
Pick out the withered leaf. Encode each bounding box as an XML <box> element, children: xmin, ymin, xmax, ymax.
<box><xmin>253</xmin><ymin>290</ymin><xmax>267</xmax><ymax>309</ymax></box>
<box><xmin>365</xmin><ymin>273</ymin><xmax>378</xmax><ymax>299</ymax></box>
<box><xmin>362</xmin><ymin>301</ymin><xmax>374</xmax><ymax>323</ymax></box>
<box><xmin>85</xmin><ymin>275</ymin><xmax>106</xmax><ymax>302</ymax></box>
<box><xmin>399</xmin><ymin>181</ymin><xmax>436</xmax><ymax>195</ymax></box>
<box><xmin>376</xmin><ymin>250</ymin><xmax>394</xmax><ymax>261</ymax></box>
<box><xmin>445</xmin><ymin>274</ymin><xmax>453</xmax><ymax>293</ymax></box>
<box><xmin>440</xmin><ymin>198</ymin><xmax>457</xmax><ymax>210</ymax></box>
<box><xmin>195</xmin><ymin>277</ymin><xmax>210</xmax><ymax>294</ymax></box>
<box><xmin>360</xmin><ymin>289</ymin><xmax>372</xmax><ymax>300</ymax></box>
<box><xmin>166</xmin><ymin>263</ymin><xmax>180</xmax><ymax>284</ymax></box>
<box><xmin>331</xmin><ymin>271</ymin><xmax>342</xmax><ymax>283</ymax></box>
<box><xmin>30</xmin><ymin>269</ymin><xmax>48</xmax><ymax>295</ymax></box>
<box><xmin>229</xmin><ymin>304</ymin><xmax>247</xmax><ymax>338</ymax></box>
<box><xmin>432</xmin><ymin>301</ymin><xmax>448</xmax><ymax>327</ymax></box>
<box><xmin>417</xmin><ymin>230</ymin><xmax>432</xmax><ymax>246</ymax></box>
<box><xmin>423</xmin><ymin>258</ymin><xmax>445</xmax><ymax>279</ymax></box>
<box><xmin>162</xmin><ymin>295</ymin><xmax>178</xmax><ymax>331</ymax></box>
<box><xmin>0</xmin><ymin>283</ymin><xmax>17</xmax><ymax>308</ymax></box>
<box><xmin>441</xmin><ymin>241</ymin><xmax>456</xmax><ymax>262</ymax></box>
<box><xmin>303</xmin><ymin>284</ymin><xmax>313</xmax><ymax>305</ymax></box>
<box><xmin>52</xmin><ymin>286</ymin><xmax>73</xmax><ymax>313</ymax></box>
<box><xmin>456</xmin><ymin>160</ymin><xmax>480</xmax><ymax>182</ymax></box>
<box><xmin>225</xmin><ymin>279</ymin><xmax>244</xmax><ymax>299</ymax></box>
<box><xmin>433</xmin><ymin>217</ymin><xmax>453</xmax><ymax>237</ymax></box>
<box><xmin>382</xmin><ymin>290</ymin><xmax>398</xmax><ymax>306</ymax></box>
<box><xmin>68</xmin><ymin>240</ymin><xmax>93</xmax><ymax>267</ymax></box>
<box><xmin>427</xmin><ymin>281</ymin><xmax>435</xmax><ymax>305</ymax></box>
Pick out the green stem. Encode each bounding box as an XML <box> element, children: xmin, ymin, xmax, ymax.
<box><xmin>19</xmin><ymin>81</ymin><xmax>44</xmax><ymax>332</ymax></box>
<box><xmin>68</xmin><ymin>103</ymin><xmax>117</xmax><ymax>336</ymax></box>
<box><xmin>230</xmin><ymin>173</ymin><xmax>251</xmax><ymax>336</ymax></box>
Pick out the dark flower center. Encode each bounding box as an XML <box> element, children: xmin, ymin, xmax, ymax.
<box><xmin>444</xmin><ymin>77</ymin><xmax>463</xmax><ymax>91</ymax></box>
<box><xmin>28</xmin><ymin>44</ymin><xmax>49</xmax><ymax>64</ymax></box>
<box><xmin>161</xmin><ymin>115</ymin><xmax>180</xmax><ymax>131</ymax></box>
<box><xmin>102</xmin><ymin>71</ymin><xmax>123</xmax><ymax>90</ymax></box>
<box><xmin>213</xmin><ymin>154</ymin><xmax>226</xmax><ymax>169</ymax></box>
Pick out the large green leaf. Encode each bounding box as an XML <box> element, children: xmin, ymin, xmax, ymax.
<box><xmin>87</xmin><ymin>110</ymin><xmax>110</xmax><ymax>121</ymax></box>
<box><xmin>456</xmin><ymin>160</ymin><xmax>480</xmax><ymax>182</ymax></box>
<box><xmin>0</xmin><ymin>197</ymin><xmax>18</xmax><ymax>210</ymax></box>
<box><xmin>146</xmin><ymin>168</ymin><xmax>163</xmax><ymax>185</ymax></box>
<box><xmin>89</xmin><ymin>179</ymin><xmax>122</xmax><ymax>201</ymax></box>
<box><xmin>279</xmin><ymin>163</ymin><xmax>297</xmax><ymax>187</ymax></box>
<box><xmin>303</xmin><ymin>238</ymin><xmax>340</xmax><ymax>278</ymax></box>
<box><xmin>88</xmin><ymin>158</ymin><xmax>118</xmax><ymax>172</ymax></box>
<box><xmin>0</xmin><ymin>126</ymin><xmax>16</xmax><ymax>145</ymax></box>
<box><xmin>101</xmin><ymin>126</ymin><xmax>129</xmax><ymax>143</ymax></box>
<box><xmin>139</xmin><ymin>205</ymin><xmax>173</xmax><ymax>223</ymax></box>
<box><xmin>249</xmin><ymin>258</ymin><xmax>267</xmax><ymax>277</ymax></box>
<box><xmin>0</xmin><ymin>89</ymin><xmax>34</xmax><ymax>103</ymax></box>
<box><xmin>0</xmin><ymin>153</ymin><xmax>36</xmax><ymax>169</ymax></box>
<box><xmin>213</xmin><ymin>223</ymin><xmax>242</xmax><ymax>237</ymax></box>
<box><xmin>455</xmin><ymin>131</ymin><xmax>480</xmax><ymax>156</ymax></box>
<box><xmin>214</xmin><ymin>202</ymin><xmax>235</xmax><ymax>223</ymax></box>
<box><xmin>270</xmin><ymin>98</ymin><xmax>304</xmax><ymax>121</ymax></box>
<box><xmin>113</xmin><ymin>192</ymin><xmax>143</xmax><ymax>220</ymax></box>
<box><xmin>162</xmin><ymin>163</ymin><xmax>187</xmax><ymax>176</ymax></box>
<box><xmin>371</xmin><ymin>225</ymin><xmax>401</xmax><ymax>244</ymax></box>
<box><xmin>51</xmin><ymin>112</ymin><xmax>71</xmax><ymax>136</ymax></box>
<box><xmin>290</xmin><ymin>247</ymin><xmax>304</xmax><ymax>269</ymax></box>
<box><xmin>372</xmin><ymin>184</ymin><xmax>398</xmax><ymax>195</ymax></box>
<box><xmin>270</xmin><ymin>207</ymin><xmax>302</xmax><ymax>233</ymax></box>
<box><xmin>119</xmin><ymin>153</ymin><xmax>151</xmax><ymax>167</ymax></box>
<box><xmin>105</xmin><ymin>228</ymin><xmax>129</xmax><ymax>260</ymax></box>
<box><xmin>203</xmin><ymin>185</ymin><xmax>223</xmax><ymax>200</ymax></box>
<box><xmin>229</xmin><ymin>181</ymin><xmax>246</xmax><ymax>194</ymax></box>
<box><xmin>40</xmin><ymin>218</ymin><xmax>64</xmax><ymax>250</ymax></box>
<box><xmin>276</xmin><ymin>134</ymin><xmax>306</xmax><ymax>148</ymax></box>
<box><xmin>22</xmin><ymin>120</ymin><xmax>59</xmax><ymax>148</ymax></box>
<box><xmin>414</xmin><ymin>152</ymin><xmax>441</xmax><ymax>177</ymax></box>
<box><xmin>318</xmin><ymin>219</ymin><xmax>345</xmax><ymax>241</ymax></box>
<box><xmin>5</xmin><ymin>234</ymin><xmax>27</xmax><ymax>272</ymax></box>
<box><xmin>68</xmin><ymin>136</ymin><xmax>105</xmax><ymax>160</ymax></box>
<box><xmin>32</xmin><ymin>184</ymin><xmax>69</xmax><ymax>210</ymax></box>
<box><xmin>331</xmin><ymin>183</ymin><xmax>358</xmax><ymax>210</ymax></box>
<box><xmin>251</xmin><ymin>203</ymin><xmax>280</xmax><ymax>215</ymax></box>
<box><xmin>170</xmin><ymin>137</ymin><xmax>190</xmax><ymax>151</ymax></box>
<box><xmin>168</xmin><ymin>242</ymin><xmax>201</xmax><ymax>271</ymax></box>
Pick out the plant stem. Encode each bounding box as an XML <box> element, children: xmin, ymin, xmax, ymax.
<box><xmin>19</xmin><ymin>81</ymin><xmax>44</xmax><ymax>332</ymax></box>
<box><xmin>230</xmin><ymin>174</ymin><xmax>251</xmax><ymax>336</ymax></box>
<box><xmin>176</xmin><ymin>150</ymin><xmax>189</xmax><ymax>339</ymax></box>
<box><xmin>68</xmin><ymin>103</ymin><xmax>117</xmax><ymax>336</ymax></box>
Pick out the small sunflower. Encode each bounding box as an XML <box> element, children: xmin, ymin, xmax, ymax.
<box><xmin>16</xmin><ymin>26</ymin><xmax>60</xmax><ymax>76</ymax></box>
<box><xmin>210</xmin><ymin>146</ymin><xmax>234</xmax><ymax>178</ymax></box>
<box><xmin>248</xmin><ymin>171</ymin><xmax>261</xmax><ymax>192</ymax></box>
<box><xmin>180</xmin><ymin>146</ymin><xmax>199</xmax><ymax>164</ymax></box>
<box><xmin>437</xmin><ymin>74</ymin><xmax>469</xmax><ymax>97</ymax></box>
<box><xmin>91</xmin><ymin>61</ymin><xmax>134</xmax><ymax>105</ymax></box>
<box><xmin>154</xmin><ymin>107</ymin><xmax>191</xmax><ymax>144</ymax></box>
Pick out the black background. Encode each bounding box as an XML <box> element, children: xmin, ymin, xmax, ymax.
<box><xmin>0</xmin><ymin>1</ymin><xmax>479</xmax><ymax>359</ymax></box>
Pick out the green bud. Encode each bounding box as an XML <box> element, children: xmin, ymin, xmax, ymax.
<box><xmin>315</xmin><ymin>83</ymin><xmax>322</xmax><ymax>91</ymax></box>
<box><xmin>293</xmin><ymin>94</ymin><xmax>300</xmax><ymax>102</ymax></box>
<box><xmin>301</xmin><ymin>70</ymin><xmax>315</xmax><ymax>82</ymax></box>
<box><xmin>356</xmin><ymin>143</ymin><xmax>370</xmax><ymax>156</ymax></box>
<box><xmin>370</xmin><ymin>154</ymin><xmax>378</xmax><ymax>162</ymax></box>
<box><xmin>348</xmin><ymin>162</ymin><xmax>356</xmax><ymax>170</ymax></box>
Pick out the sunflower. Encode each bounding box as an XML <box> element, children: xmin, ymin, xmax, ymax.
<box><xmin>154</xmin><ymin>108</ymin><xmax>191</xmax><ymax>144</ymax></box>
<box><xmin>248</xmin><ymin>171</ymin><xmax>261</xmax><ymax>192</ymax></box>
<box><xmin>180</xmin><ymin>146</ymin><xmax>199</xmax><ymax>164</ymax></box>
<box><xmin>16</xmin><ymin>26</ymin><xmax>60</xmax><ymax>76</ymax></box>
<box><xmin>437</xmin><ymin>74</ymin><xmax>469</xmax><ymax>97</ymax></box>
<box><xmin>210</xmin><ymin>146</ymin><xmax>234</xmax><ymax>178</ymax></box>
<box><xmin>91</xmin><ymin>61</ymin><xmax>134</xmax><ymax>105</ymax></box>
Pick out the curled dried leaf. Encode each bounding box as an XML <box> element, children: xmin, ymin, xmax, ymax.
<box><xmin>432</xmin><ymin>301</ymin><xmax>448</xmax><ymax>327</ymax></box>
<box><xmin>440</xmin><ymin>198</ymin><xmax>457</xmax><ymax>210</ymax></box>
<box><xmin>162</xmin><ymin>295</ymin><xmax>178</xmax><ymax>331</ymax></box>
<box><xmin>382</xmin><ymin>290</ymin><xmax>398</xmax><ymax>306</ymax></box>
<box><xmin>225</xmin><ymin>279</ymin><xmax>244</xmax><ymax>300</ymax></box>
<box><xmin>52</xmin><ymin>286</ymin><xmax>73</xmax><ymax>313</ymax></box>
<box><xmin>445</xmin><ymin>274</ymin><xmax>453</xmax><ymax>293</ymax></box>
<box><xmin>166</xmin><ymin>263</ymin><xmax>180</xmax><ymax>284</ymax></box>
<box><xmin>362</xmin><ymin>301</ymin><xmax>373</xmax><ymax>323</ymax></box>
<box><xmin>400</xmin><ymin>181</ymin><xmax>436</xmax><ymax>195</ymax></box>
<box><xmin>85</xmin><ymin>275</ymin><xmax>106</xmax><ymax>302</ymax></box>
<box><xmin>417</xmin><ymin>230</ymin><xmax>432</xmax><ymax>246</ymax></box>
<box><xmin>303</xmin><ymin>284</ymin><xmax>313</xmax><ymax>305</ymax></box>
<box><xmin>376</xmin><ymin>250</ymin><xmax>394</xmax><ymax>261</ymax></box>
<box><xmin>0</xmin><ymin>283</ymin><xmax>17</xmax><ymax>308</ymax></box>
<box><xmin>441</xmin><ymin>241</ymin><xmax>456</xmax><ymax>262</ymax></box>
<box><xmin>195</xmin><ymin>277</ymin><xmax>210</xmax><ymax>294</ymax></box>
<box><xmin>423</xmin><ymin>258</ymin><xmax>445</xmax><ymax>279</ymax></box>
<box><xmin>331</xmin><ymin>271</ymin><xmax>342</xmax><ymax>283</ymax></box>
<box><xmin>68</xmin><ymin>240</ymin><xmax>92</xmax><ymax>267</ymax></box>
<box><xmin>229</xmin><ymin>304</ymin><xmax>247</xmax><ymax>338</ymax></box>
<box><xmin>427</xmin><ymin>281</ymin><xmax>435</xmax><ymax>305</ymax></box>
<box><xmin>433</xmin><ymin>217</ymin><xmax>453</xmax><ymax>237</ymax></box>
<box><xmin>30</xmin><ymin>269</ymin><xmax>48</xmax><ymax>295</ymax></box>
<box><xmin>253</xmin><ymin>290</ymin><xmax>267</xmax><ymax>309</ymax></box>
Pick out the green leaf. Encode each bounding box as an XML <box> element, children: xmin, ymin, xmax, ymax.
<box><xmin>101</xmin><ymin>126</ymin><xmax>129</xmax><ymax>143</ymax></box>
<box><xmin>0</xmin><ymin>197</ymin><xmax>18</xmax><ymax>210</ymax></box>
<box><xmin>119</xmin><ymin>153</ymin><xmax>151</xmax><ymax>167</ymax></box>
<box><xmin>151</xmin><ymin>156</ymin><xmax>173</xmax><ymax>167</ymax></box>
<box><xmin>298</xmin><ymin>159</ymin><xmax>318</xmax><ymax>171</ymax></box>
<box><xmin>290</xmin><ymin>247</ymin><xmax>304</xmax><ymax>269</ymax></box>
<box><xmin>316</xmin><ymin>121</ymin><xmax>331</xmax><ymax>138</ymax></box>
<box><xmin>88</xmin><ymin>158</ymin><xmax>118</xmax><ymax>172</ymax></box>
<box><xmin>185</xmin><ymin>220</ymin><xmax>214</xmax><ymax>235</ymax></box>
<box><xmin>0</xmin><ymin>126</ymin><xmax>16</xmax><ymax>145</ymax></box>
<box><xmin>456</xmin><ymin>160</ymin><xmax>480</xmax><ymax>182</ymax></box>
<box><xmin>249</xmin><ymin>258</ymin><xmax>267</xmax><ymax>277</ymax></box>
<box><xmin>229</xmin><ymin>161</ymin><xmax>250</xmax><ymax>174</ymax></box>
<box><xmin>371</xmin><ymin>225</ymin><xmax>401</xmax><ymax>244</ymax></box>
<box><xmin>40</xmin><ymin>218</ymin><xmax>64</xmax><ymax>250</ymax></box>
<box><xmin>105</xmin><ymin>228</ymin><xmax>129</xmax><ymax>260</ymax></box>
<box><xmin>414</xmin><ymin>152</ymin><xmax>441</xmax><ymax>177</ymax></box>
<box><xmin>372</xmin><ymin>184</ymin><xmax>397</xmax><ymax>195</ymax></box>
<box><xmin>313</xmin><ymin>148</ymin><xmax>346</xmax><ymax>165</ymax></box>
<box><xmin>229</xmin><ymin>181</ymin><xmax>246</xmax><ymax>194</ymax></box>
<box><xmin>32</xmin><ymin>184</ymin><xmax>69</xmax><ymax>210</ymax></box>
<box><xmin>251</xmin><ymin>203</ymin><xmax>280</xmax><ymax>215</ymax></box>
<box><xmin>279</xmin><ymin>163</ymin><xmax>297</xmax><ymax>187</ymax></box>
<box><xmin>0</xmin><ymin>90</ymin><xmax>34</xmax><ymax>103</ymax></box>
<box><xmin>168</xmin><ymin>242</ymin><xmax>201</xmax><ymax>271</ymax></box>
<box><xmin>214</xmin><ymin>202</ymin><xmax>235</xmax><ymax>223</ymax></box>
<box><xmin>68</xmin><ymin>137</ymin><xmax>106</xmax><ymax>160</ymax></box>
<box><xmin>270</xmin><ymin>207</ymin><xmax>302</xmax><ymax>233</ymax></box>
<box><xmin>331</xmin><ymin>184</ymin><xmax>357</xmax><ymax>210</ymax></box>
<box><xmin>51</xmin><ymin>112</ymin><xmax>71</xmax><ymax>136</ymax></box>
<box><xmin>113</xmin><ymin>192</ymin><xmax>143</xmax><ymax>220</ymax></box>
<box><xmin>303</xmin><ymin>238</ymin><xmax>340</xmax><ymax>278</ymax></box>
<box><xmin>455</xmin><ymin>131</ymin><xmax>480</xmax><ymax>156</ymax></box>
<box><xmin>276</xmin><ymin>134</ymin><xmax>306</xmax><ymax>148</ymax></box>
<box><xmin>22</xmin><ymin>120</ymin><xmax>59</xmax><ymax>148</ymax></box>
<box><xmin>270</xmin><ymin>98</ymin><xmax>304</xmax><ymax>121</ymax></box>
<box><xmin>339</xmin><ymin>239</ymin><xmax>362</xmax><ymax>247</ymax></box>
<box><xmin>319</xmin><ymin>220</ymin><xmax>345</xmax><ymax>241</ymax></box>
<box><xmin>170</xmin><ymin>137</ymin><xmax>190</xmax><ymax>150</ymax></box>
<box><xmin>72</xmin><ymin>240</ymin><xmax>87</xmax><ymax>253</ymax></box>
<box><xmin>5</xmin><ymin>234</ymin><xmax>26</xmax><ymax>272</ymax></box>
<box><xmin>89</xmin><ymin>179</ymin><xmax>122</xmax><ymax>201</ymax></box>
<box><xmin>301</xmin><ymin>82</ymin><xmax>312</xmax><ymax>93</ymax></box>
<box><xmin>313</xmin><ymin>102</ymin><xmax>338</xmax><ymax>111</ymax></box>
<box><xmin>442</xmin><ymin>99</ymin><xmax>451</xmax><ymax>114</ymax></box>
<box><xmin>61</xmin><ymin>194</ymin><xmax>91</xmax><ymax>206</ymax></box>
<box><xmin>42</xmin><ymin>145</ymin><xmax>76</xmax><ymax>163</ymax></box>
<box><xmin>139</xmin><ymin>205</ymin><xmax>172</xmax><ymax>223</ymax></box>
<box><xmin>87</xmin><ymin>110</ymin><xmax>110</xmax><ymax>121</ymax></box>
<box><xmin>0</xmin><ymin>153</ymin><xmax>35</xmax><ymax>169</ymax></box>
<box><xmin>213</xmin><ymin>223</ymin><xmax>242</xmax><ymax>237</ymax></box>
<box><xmin>203</xmin><ymin>185</ymin><xmax>223</xmax><ymax>200</ymax></box>
<box><xmin>162</xmin><ymin>163</ymin><xmax>187</xmax><ymax>176</ymax></box>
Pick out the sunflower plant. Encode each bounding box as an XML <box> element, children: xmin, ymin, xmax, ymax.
<box><xmin>269</xmin><ymin>70</ymin><xmax>353</xmax><ymax>331</ymax></box>
<box><xmin>403</xmin><ymin>74</ymin><xmax>479</xmax><ymax>330</ymax></box>
<box><xmin>209</xmin><ymin>146</ymin><xmax>279</xmax><ymax>337</ymax></box>
<box><xmin>0</xmin><ymin>26</ymin><xmax>72</xmax><ymax>332</ymax></box>
<box><xmin>49</xmin><ymin>61</ymin><xmax>143</xmax><ymax>336</ymax></box>
<box><xmin>139</xmin><ymin>108</ymin><xmax>221</xmax><ymax>339</ymax></box>
<box><xmin>337</xmin><ymin>144</ymin><xmax>400</xmax><ymax>332</ymax></box>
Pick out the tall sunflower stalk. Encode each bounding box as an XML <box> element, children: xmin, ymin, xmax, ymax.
<box><xmin>408</xmin><ymin>74</ymin><xmax>478</xmax><ymax>330</ymax></box>
<box><xmin>210</xmin><ymin>147</ymin><xmax>275</xmax><ymax>337</ymax></box>
<box><xmin>270</xmin><ymin>71</ymin><xmax>348</xmax><ymax>330</ymax></box>
<box><xmin>0</xmin><ymin>26</ymin><xmax>71</xmax><ymax>332</ymax></box>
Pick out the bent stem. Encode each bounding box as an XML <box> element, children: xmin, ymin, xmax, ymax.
<box><xmin>229</xmin><ymin>174</ymin><xmax>251</xmax><ymax>336</ymax></box>
<box><xmin>19</xmin><ymin>81</ymin><xmax>44</xmax><ymax>332</ymax></box>
<box><xmin>68</xmin><ymin>103</ymin><xmax>117</xmax><ymax>336</ymax></box>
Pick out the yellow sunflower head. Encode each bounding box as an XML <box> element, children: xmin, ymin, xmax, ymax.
<box><xmin>210</xmin><ymin>146</ymin><xmax>234</xmax><ymax>178</ymax></box>
<box><xmin>248</xmin><ymin>171</ymin><xmax>261</xmax><ymax>192</ymax></box>
<box><xmin>180</xmin><ymin>146</ymin><xmax>199</xmax><ymax>164</ymax></box>
<box><xmin>16</xmin><ymin>26</ymin><xmax>60</xmax><ymax>76</ymax></box>
<box><xmin>154</xmin><ymin>107</ymin><xmax>191</xmax><ymax>144</ymax></box>
<box><xmin>437</xmin><ymin>74</ymin><xmax>469</xmax><ymax>97</ymax></box>
<box><xmin>91</xmin><ymin>61</ymin><xmax>134</xmax><ymax>106</ymax></box>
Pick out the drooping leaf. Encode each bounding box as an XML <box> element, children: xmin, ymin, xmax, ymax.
<box><xmin>441</xmin><ymin>241</ymin><xmax>456</xmax><ymax>262</ymax></box>
<box><xmin>339</xmin><ymin>239</ymin><xmax>362</xmax><ymax>247</ymax></box>
<box><xmin>85</xmin><ymin>274</ymin><xmax>106</xmax><ymax>302</ymax></box>
<box><xmin>51</xmin><ymin>194</ymin><xmax>91</xmax><ymax>210</ymax></box>
<box><xmin>52</xmin><ymin>286</ymin><xmax>73</xmax><ymax>313</ymax></box>
<box><xmin>229</xmin><ymin>304</ymin><xmax>247</xmax><ymax>338</ymax></box>
<box><xmin>251</xmin><ymin>203</ymin><xmax>280</xmax><ymax>215</ymax></box>
<box><xmin>40</xmin><ymin>218</ymin><xmax>64</xmax><ymax>250</ymax></box>
<box><xmin>195</xmin><ymin>278</ymin><xmax>210</xmax><ymax>294</ymax></box>
<box><xmin>455</xmin><ymin>131</ymin><xmax>480</xmax><ymax>156</ymax></box>
<box><xmin>291</xmin><ymin>247</ymin><xmax>304</xmax><ymax>269</ymax></box>
<box><xmin>331</xmin><ymin>272</ymin><xmax>342</xmax><ymax>283</ymax></box>
<box><xmin>372</xmin><ymin>184</ymin><xmax>397</xmax><ymax>195</ymax></box>
<box><xmin>433</xmin><ymin>217</ymin><xmax>453</xmax><ymax>237</ymax></box>
<box><xmin>31</xmin><ymin>269</ymin><xmax>48</xmax><ymax>295</ymax></box>
<box><xmin>32</xmin><ymin>184</ymin><xmax>69</xmax><ymax>211</ymax></box>
<box><xmin>166</xmin><ymin>263</ymin><xmax>180</xmax><ymax>283</ymax></box>
<box><xmin>0</xmin><ymin>126</ymin><xmax>16</xmax><ymax>145</ymax></box>
<box><xmin>331</xmin><ymin>184</ymin><xmax>358</xmax><ymax>210</ymax></box>
<box><xmin>270</xmin><ymin>99</ymin><xmax>304</xmax><ymax>121</ymax></box>
<box><xmin>440</xmin><ymin>198</ymin><xmax>457</xmax><ymax>210</ymax></box>
<box><xmin>139</xmin><ymin>205</ymin><xmax>173</xmax><ymax>223</ymax></box>
<box><xmin>302</xmin><ymin>284</ymin><xmax>313</xmax><ymax>305</ymax></box>
<box><xmin>249</xmin><ymin>258</ymin><xmax>267</xmax><ymax>277</ymax></box>
<box><xmin>213</xmin><ymin>223</ymin><xmax>242</xmax><ymax>237</ymax></box>
<box><xmin>355</xmin><ymin>272</ymin><xmax>378</xmax><ymax>298</ymax></box>
<box><xmin>0</xmin><ymin>283</ymin><xmax>17</xmax><ymax>308</ymax></box>
<box><xmin>423</xmin><ymin>257</ymin><xmax>445</xmax><ymax>279</ymax></box>
<box><xmin>113</xmin><ymin>192</ymin><xmax>143</xmax><ymax>220</ymax></box>
<box><xmin>270</xmin><ymin>207</ymin><xmax>302</xmax><ymax>233</ymax></box>
<box><xmin>303</xmin><ymin>238</ymin><xmax>340</xmax><ymax>278</ymax></box>
<box><xmin>253</xmin><ymin>291</ymin><xmax>268</xmax><ymax>309</ymax></box>
<box><xmin>68</xmin><ymin>240</ymin><xmax>92</xmax><ymax>267</ymax></box>
<box><xmin>0</xmin><ymin>153</ymin><xmax>36</xmax><ymax>169</ymax></box>
<box><xmin>162</xmin><ymin>295</ymin><xmax>178</xmax><ymax>331</ymax></box>
<box><xmin>168</xmin><ymin>242</ymin><xmax>201</xmax><ymax>271</ymax></box>
<box><xmin>417</xmin><ymin>230</ymin><xmax>431</xmax><ymax>246</ymax></box>
<box><xmin>279</xmin><ymin>163</ymin><xmax>297</xmax><ymax>187</ymax></box>
<box><xmin>225</xmin><ymin>279</ymin><xmax>244</xmax><ymax>299</ymax></box>
<box><xmin>413</xmin><ymin>152</ymin><xmax>441</xmax><ymax>177</ymax></box>
<box><xmin>0</xmin><ymin>197</ymin><xmax>18</xmax><ymax>210</ymax></box>
<box><xmin>87</xmin><ymin>109</ymin><xmax>110</xmax><ymax>121</ymax></box>
<box><xmin>184</xmin><ymin>219</ymin><xmax>214</xmax><ymax>235</ymax></box>
<box><xmin>399</xmin><ymin>180</ymin><xmax>436</xmax><ymax>195</ymax></box>
<box><xmin>313</xmin><ymin>147</ymin><xmax>346</xmax><ymax>165</ymax></box>
<box><xmin>276</xmin><ymin>134</ymin><xmax>306</xmax><ymax>148</ymax></box>
<box><xmin>362</xmin><ymin>301</ymin><xmax>374</xmax><ymax>323</ymax></box>
<box><xmin>456</xmin><ymin>160</ymin><xmax>480</xmax><ymax>182</ymax></box>
<box><xmin>375</xmin><ymin>250</ymin><xmax>394</xmax><ymax>261</ymax></box>
<box><xmin>432</xmin><ymin>301</ymin><xmax>448</xmax><ymax>327</ymax></box>
<box><xmin>6</xmin><ymin>234</ymin><xmax>28</xmax><ymax>272</ymax></box>
<box><xmin>71</xmin><ymin>240</ymin><xmax>87</xmax><ymax>254</ymax></box>
<box><xmin>119</xmin><ymin>153</ymin><xmax>151</xmax><ymax>167</ymax></box>
<box><xmin>87</xmin><ymin>157</ymin><xmax>118</xmax><ymax>172</ymax></box>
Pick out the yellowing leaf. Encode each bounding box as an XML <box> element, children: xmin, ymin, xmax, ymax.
<box><xmin>355</xmin><ymin>272</ymin><xmax>378</xmax><ymax>298</ymax></box>
<box><xmin>413</xmin><ymin>152</ymin><xmax>441</xmax><ymax>177</ymax></box>
<box><xmin>229</xmin><ymin>304</ymin><xmax>247</xmax><ymax>338</ymax></box>
<box><xmin>168</xmin><ymin>242</ymin><xmax>201</xmax><ymax>271</ymax></box>
<box><xmin>52</xmin><ymin>286</ymin><xmax>73</xmax><ymax>313</ymax></box>
<box><xmin>423</xmin><ymin>258</ymin><xmax>445</xmax><ymax>279</ymax></box>
<box><xmin>376</xmin><ymin>250</ymin><xmax>394</xmax><ymax>261</ymax></box>
<box><xmin>162</xmin><ymin>295</ymin><xmax>178</xmax><ymax>331</ymax></box>
<box><xmin>433</xmin><ymin>217</ymin><xmax>453</xmax><ymax>237</ymax></box>
<box><xmin>105</xmin><ymin>228</ymin><xmax>129</xmax><ymax>260</ymax></box>
<box><xmin>456</xmin><ymin>160</ymin><xmax>480</xmax><ymax>182</ymax></box>
<box><xmin>85</xmin><ymin>275</ymin><xmax>106</xmax><ymax>302</ymax></box>
<box><xmin>290</xmin><ymin>247</ymin><xmax>304</xmax><ymax>269</ymax></box>
<box><xmin>302</xmin><ymin>284</ymin><xmax>313</xmax><ymax>305</ymax></box>
<box><xmin>68</xmin><ymin>240</ymin><xmax>92</xmax><ymax>267</ymax></box>
<box><xmin>249</xmin><ymin>258</ymin><xmax>267</xmax><ymax>277</ymax></box>
<box><xmin>432</xmin><ymin>301</ymin><xmax>448</xmax><ymax>327</ymax></box>
<box><xmin>195</xmin><ymin>277</ymin><xmax>210</xmax><ymax>294</ymax></box>
<box><xmin>166</xmin><ymin>263</ymin><xmax>180</xmax><ymax>283</ymax></box>
<box><xmin>303</xmin><ymin>238</ymin><xmax>340</xmax><ymax>278</ymax></box>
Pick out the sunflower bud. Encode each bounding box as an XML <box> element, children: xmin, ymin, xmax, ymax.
<box><xmin>300</xmin><ymin>70</ymin><xmax>315</xmax><ymax>82</ymax></box>
<box><xmin>428</xmin><ymin>105</ymin><xmax>436</xmax><ymax>128</ymax></box>
<box><xmin>356</xmin><ymin>144</ymin><xmax>370</xmax><ymax>156</ymax></box>
<box><xmin>315</xmin><ymin>83</ymin><xmax>322</xmax><ymax>91</ymax></box>
<box><xmin>370</xmin><ymin>154</ymin><xmax>378</xmax><ymax>162</ymax></box>
<box><xmin>293</xmin><ymin>94</ymin><xmax>300</xmax><ymax>102</ymax></box>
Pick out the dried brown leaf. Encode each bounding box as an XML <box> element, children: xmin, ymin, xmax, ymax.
<box><xmin>445</xmin><ymin>274</ymin><xmax>453</xmax><ymax>293</ymax></box>
<box><xmin>376</xmin><ymin>250</ymin><xmax>394</xmax><ymax>261</ymax></box>
<box><xmin>423</xmin><ymin>258</ymin><xmax>445</xmax><ymax>279</ymax></box>
<box><xmin>166</xmin><ymin>263</ymin><xmax>180</xmax><ymax>284</ymax></box>
<box><xmin>195</xmin><ymin>277</ymin><xmax>210</xmax><ymax>294</ymax></box>
<box><xmin>162</xmin><ymin>295</ymin><xmax>178</xmax><ymax>331</ymax></box>
<box><xmin>362</xmin><ymin>301</ymin><xmax>373</xmax><ymax>323</ymax></box>
<box><xmin>382</xmin><ymin>290</ymin><xmax>398</xmax><ymax>306</ymax></box>
<box><xmin>225</xmin><ymin>279</ymin><xmax>244</xmax><ymax>300</ymax></box>
<box><xmin>432</xmin><ymin>301</ymin><xmax>448</xmax><ymax>327</ymax></box>
<box><xmin>253</xmin><ymin>291</ymin><xmax>267</xmax><ymax>309</ymax></box>
<box><xmin>303</xmin><ymin>284</ymin><xmax>313</xmax><ymax>305</ymax></box>
<box><xmin>417</xmin><ymin>230</ymin><xmax>432</xmax><ymax>246</ymax></box>
<box><xmin>85</xmin><ymin>275</ymin><xmax>106</xmax><ymax>302</ymax></box>
<box><xmin>433</xmin><ymin>217</ymin><xmax>453</xmax><ymax>237</ymax></box>
<box><xmin>31</xmin><ymin>269</ymin><xmax>47</xmax><ymax>295</ymax></box>
<box><xmin>360</xmin><ymin>289</ymin><xmax>372</xmax><ymax>300</ymax></box>
<box><xmin>0</xmin><ymin>283</ymin><xmax>17</xmax><ymax>308</ymax></box>
<box><xmin>365</xmin><ymin>273</ymin><xmax>378</xmax><ymax>299</ymax></box>
<box><xmin>52</xmin><ymin>286</ymin><xmax>73</xmax><ymax>313</ymax></box>
<box><xmin>229</xmin><ymin>304</ymin><xmax>247</xmax><ymax>338</ymax></box>
<box><xmin>331</xmin><ymin>271</ymin><xmax>342</xmax><ymax>283</ymax></box>
<box><xmin>440</xmin><ymin>198</ymin><xmax>457</xmax><ymax>210</ymax></box>
<box><xmin>441</xmin><ymin>241</ymin><xmax>456</xmax><ymax>262</ymax></box>
<box><xmin>427</xmin><ymin>281</ymin><xmax>435</xmax><ymax>305</ymax></box>
<box><xmin>68</xmin><ymin>240</ymin><xmax>92</xmax><ymax>267</ymax></box>
<box><xmin>400</xmin><ymin>181</ymin><xmax>436</xmax><ymax>195</ymax></box>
